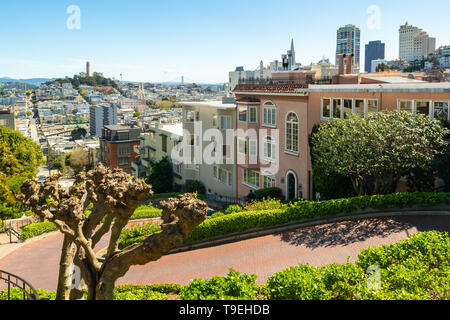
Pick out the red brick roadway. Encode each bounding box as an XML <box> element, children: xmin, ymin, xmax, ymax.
<box><xmin>0</xmin><ymin>215</ymin><xmax>448</xmax><ymax>291</ymax></box>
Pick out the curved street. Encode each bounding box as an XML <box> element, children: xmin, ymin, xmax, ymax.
<box><xmin>0</xmin><ymin>215</ymin><xmax>449</xmax><ymax>291</ymax></box>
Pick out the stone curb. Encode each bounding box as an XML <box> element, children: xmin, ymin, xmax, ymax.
<box><xmin>167</xmin><ymin>207</ymin><xmax>450</xmax><ymax>255</ymax></box>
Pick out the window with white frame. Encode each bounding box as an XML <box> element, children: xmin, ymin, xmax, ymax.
<box><xmin>263</xmin><ymin>136</ymin><xmax>276</xmax><ymax>162</ymax></box>
<box><xmin>262</xmin><ymin>175</ymin><xmax>276</xmax><ymax>188</ymax></box>
<box><xmin>238</xmin><ymin>138</ymin><xmax>248</xmax><ymax>155</ymax></box>
<box><xmin>433</xmin><ymin>102</ymin><xmax>449</xmax><ymax>121</ymax></box>
<box><xmin>399</xmin><ymin>100</ymin><xmax>413</xmax><ymax>113</ymax></box>
<box><xmin>238</xmin><ymin>106</ymin><xmax>247</xmax><ymax>122</ymax></box>
<box><xmin>343</xmin><ymin>99</ymin><xmax>353</xmax><ymax>119</ymax></box>
<box><xmin>249</xmin><ymin>106</ymin><xmax>258</xmax><ymax>123</ymax></box>
<box><xmin>220</xmin><ymin>115</ymin><xmax>232</xmax><ymax>129</ymax></box>
<box><xmin>249</xmin><ymin>139</ymin><xmax>258</xmax><ymax>157</ymax></box>
<box><xmin>263</xmin><ymin>102</ymin><xmax>277</xmax><ymax>126</ymax></box>
<box><xmin>217</xmin><ymin>167</ymin><xmax>232</xmax><ymax>186</ymax></box>
<box><xmin>285</xmin><ymin>112</ymin><xmax>299</xmax><ymax>154</ymax></box>
<box><xmin>367</xmin><ymin>100</ymin><xmax>378</xmax><ymax>114</ymax></box>
<box><xmin>354</xmin><ymin>99</ymin><xmax>365</xmax><ymax>116</ymax></box>
<box><xmin>174</xmin><ymin>163</ymin><xmax>182</xmax><ymax>175</ymax></box>
<box><xmin>243</xmin><ymin>169</ymin><xmax>260</xmax><ymax>188</ymax></box>
<box><xmin>321</xmin><ymin>98</ymin><xmax>331</xmax><ymax>119</ymax></box>
<box><xmin>333</xmin><ymin>99</ymin><xmax>342</xmax><ymax>119</ymax></box>
<box><xmin>416</xmin><ymin>101</ymin><xmax>431</xmax><ymax>117</ymax></box>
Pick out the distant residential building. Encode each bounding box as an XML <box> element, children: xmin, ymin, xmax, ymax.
<box><xmin>371</xmin><ymin>59</ymin><xmax>388</xmax><ymax>73</ymax></box>
<box><xmin>0</xmin><ymin>108</ymin><xmax>15</xmax><ymax>130</ymax></box>
<box><xmin>179</xmin><ymin>100</ymin><xmax>237</xmax><ymax>200</ymax></box>
<box><xmin>131</xmin><ymin>122</ymin><xmax>184</xmax><ymax>188</ymax></box>
<box><xmin>336</xmin><ymin>24</ymin><xmax>361</xmax><ymax>67</ymax></box>
<box><xmin>89</xmin><ymin>104</ymin><xmax>118</xmax><ymax>136</ymax></box>
<box><xmin>435</xmin><ymin>45</ymin><xmax>450</xmax><ymax>68</ymax></box>
<box><xmin>365</xmin><ymin>41</ymin><xmax>385</xmax><ymax>73</ymax></box>
<box><xmin>99</xmin><ymin>125</ymin><xmax>142</xmax><ymax>174</ymax></box>
<box><xmin>399</xmin><ymin>22</ymin><xmax>436</xmax><ymax>63</ymax></box>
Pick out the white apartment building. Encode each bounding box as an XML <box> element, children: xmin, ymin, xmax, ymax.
<box><xmin>399</xmin><ymin>22</ymin><xmax>436</xmax><ymax>63</ymax></box>
<box><xmin>179</xmin><ymin>100</ymin><xmax>237</xmax><ymax>200</ymax></box>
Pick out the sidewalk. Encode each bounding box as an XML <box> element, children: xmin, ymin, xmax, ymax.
<box><xmin>0</xmin><ymin>231</ymin><xmax>60</xmax><ymax>260</ymax></box>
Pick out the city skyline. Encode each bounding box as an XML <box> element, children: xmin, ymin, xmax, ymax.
<box><xmin>1</xmin><ymin>0</ymin><xmax>450</xmax><ymax>83</ymax></box>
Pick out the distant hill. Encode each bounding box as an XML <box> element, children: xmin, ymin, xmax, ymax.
<box><xmin>0</xmin><ymin>77</ymin><xmax>56</xmax><ymax>86</ymax></box>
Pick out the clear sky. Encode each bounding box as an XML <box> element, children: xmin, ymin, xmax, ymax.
<box><xmin>1</xmin><ymin>0</ymin><xmax>449</xmax><ymax>83</ymax></box>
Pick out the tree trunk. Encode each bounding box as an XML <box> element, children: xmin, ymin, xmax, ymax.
<box><xmin>55</xmin><ymin>235</ymin><xmax>76</xmax><ymax>300</ymax></box>
<box><xmin>95</xmin><ymin>275</ymin><xmax>116</xmax><ymax>300</ymax></box>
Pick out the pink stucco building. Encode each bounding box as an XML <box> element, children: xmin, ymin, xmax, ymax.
<box><xmin>234</xmin><ymin>68</ymin><xmax>450</xmax><ymax>201</ymax></box>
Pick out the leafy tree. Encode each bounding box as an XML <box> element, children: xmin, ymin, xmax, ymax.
<box><xmin>0</xmin><ymin>126</ymin><xmax>43</xmax><ymax>177</ymax></box>
<box><xmin>311</xmin><ymin>112</ymin><xmax>449</xmax><ymax>196</ymax></box>
<box><xmin>309</xmin><ymin>124</ymin><xmax>356</xmax><ymax>200</ymax></box>
<box><xmin>407</xmin><ymin>121</ymin><xmax>450</xmax><ymax>192</ymax></box>
<box><xmin>156</xmin><ymin>100</ymin><xmax>174</xmax><ymax>109</ymax></box>
<box><xmin>67</xmin><ymin>149</ymin><xmax>90</xmax><ymax>173</ymax></box>
<box><xmin>133</xmin><ymin>112</ymin><xmax>141</xmax><ymax>118</ymax></box>
<box><xmin>187</xmin><ymin>180</ymin><xmax>206</xmax><ymax>195</ymax></box>
<box><xmin>71</xmin><ymin>127</ymin><xmax>87</xmax><ymax>141</ymax></box>
<box><xmin>48</xmin><ymin>152</ymin><xmax>64</xmax><ymax>171</ymax></box>
<box><xmin>375</xmin><ymin>63</ymin><xmax>390</xmax><ymax>72</ymax></box>
<box><xmin>146</xmin><ymin>157</ymin><xmax>174</xmax><ymax>193</ymax></box>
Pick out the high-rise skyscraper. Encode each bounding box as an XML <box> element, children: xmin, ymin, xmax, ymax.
<box><xmin>336</xmin><ymin>24</ymin><xmax>361</xmax><ymax>67</ymax></box>
<box><xmin>365</xmin><ymin>40</ymin><xmax>385</xmax><ymax>73</ymax></box>
<box><xmin>89</xmin><ymin>104</ymin><xmax>118</xmax><ymax>136</ymax></box>
<box><xmin>399</xmin><ymin>22</ymin><xmax>436</xmax><ymax>63</ymax></box>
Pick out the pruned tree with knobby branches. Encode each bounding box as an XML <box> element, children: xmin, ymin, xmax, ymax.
<box><xmin>18</xmin><ymin>164</ymin><xmax>207</xmax><ymax>300</ymax></box>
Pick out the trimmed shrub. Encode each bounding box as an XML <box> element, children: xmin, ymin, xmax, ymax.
<box><xmin>244</xmin><ymin>199</ymin><xmax>285</xmax><ymax>211</ymax></box>
<box><xmin>118</xmin><ymin>223</ymin><xmax>162</xmax><ymax>250</ymax></box>
<box><xmin>266</xmin><ymin>231</ymin><xmax>450</xmax><ymax>301</ymax></box>
<box><xmin>186</xmin><ymin>181</ymin><xmax>206</xmax><ymax>195</ymax></box>
<box><xmin>180</xmin><ymin>269</ymin><xmax>258</xmax><ymax>300</ymax></box>
<box><xmin>210</xmin><ymin>212</ymin><xmax>225</xmax><ymax>219</ymax></box>
<box><xmin>254</xmin><ymin>187</ymin><xmax>282</xmax><ymax>200</ymax></box>
<box><xmin>114</xmin><ymin>289</ymin><xmax>167</xmax><ymax>300</ymax></box>
<box><xmin>116</xmin><ymin>283</ymin><xmax>183</xmax><ymax>295</ymax></box>
<box><xmin>224</xmin><ymin>205</ymin><xmax>242</xmax><ymax>215</ymax></box>
<box><xmin>20</xmin><ymin>221</ymin><xmax>58</xmax><ymax>240</ymax></box>
<box><xmin>0</xmin><ymin>288</ymin><xmax>56</xmax><ymax>300</ymax></box>
<box><xmin>267</xmin><ymin>265</ymin><xmax>331</xmax><ymax>300</ymax></box>
<box><xmin>131</xmin><ymin>204</ymin><xmax>162</xmax><ymax>220</ymax></box>
<box><xmin>356</xmin><ymin>231</ymin><xmax>450</xmax><ymax>271</ymax></box>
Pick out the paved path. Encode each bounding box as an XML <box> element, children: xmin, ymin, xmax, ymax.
<box><xmin>0</xmin><ymin>215</ymin><xmax>448</xmax><ymax>291</ymax></box>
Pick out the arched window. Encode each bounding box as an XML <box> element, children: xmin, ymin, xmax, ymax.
<box><xmin>263</xmin><ymin>101</ymin><xmax>277</xmax><ymax>127</ymax></box>
<box><xmin>285</xmin><ymin>112</ymin><xmax>299</xmax><ymax>154</ymax></box>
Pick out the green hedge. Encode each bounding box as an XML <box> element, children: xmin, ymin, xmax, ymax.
<box><xmin>266</xmin><ymin>231</ymin><xmax>450</xmax><ymax>300</ymax></box>
<box><xmin>146</xmin><ymin>193</ymin><xmax>206</xmax><ymax>201</ymax></box>
<box><xmin>180</xmin><ymin>269</ymin><xmax>259</xmax><ymax>300</ymax></box>
<box><xmin>185</xmin><ymin>192</ymin><xmax>450</xmax><ymax>243</ymax></box>
<box><xmin>118</xmin><ymin>223</ymin><xmax>162</xmax><ymax>250</ymax></box>
<box><xmin>3</xmin><ymin>231</ymin><xmax>447</xmax><ymax>300</ymax></box>
<box><xmin>20</xmin><ymin>221</ymin><xmax>58</xmax><ymax>240</ymax></box>
<box><xmin>254</xmin><ymin>187</ymin><xmax>282</xmax><ymax>200</ymax></box>
<box><xmin>130</xmin><ymin>205</ymin><xmax>162</xmax><ymax>220</ymax></box>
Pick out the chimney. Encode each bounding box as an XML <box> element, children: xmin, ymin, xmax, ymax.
<box><xmin>346</xmin><ymin>54</ymin><xmax>354</xmax><ymax>75</ymax></box>
<box><xmin>338</xmin><ymin>54</ymin><xmax>345</xmax><ymax>75</ymax></box>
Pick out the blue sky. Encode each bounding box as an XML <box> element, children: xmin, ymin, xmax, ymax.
<box><xmin>1</xmin><ymin>0</ymin><xmax>449</xmax><ymax>83</ymax></box>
